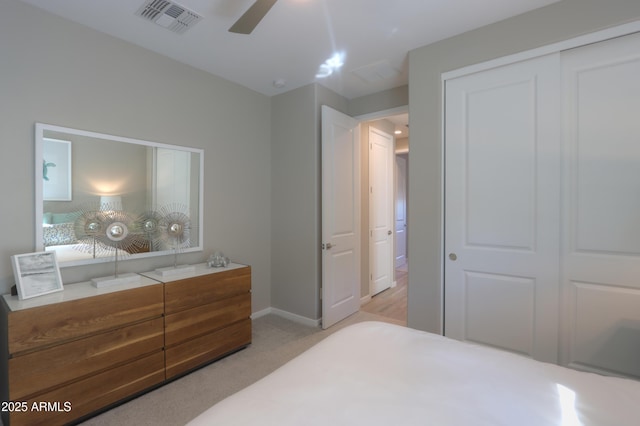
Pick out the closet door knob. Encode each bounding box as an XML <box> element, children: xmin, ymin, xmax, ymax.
<box><xmin>449</xmin><ymin>253</ymin><xmax>457</xmax><ymax>261</ymax></box>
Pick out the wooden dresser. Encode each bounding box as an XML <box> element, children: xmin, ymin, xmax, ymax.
<box><xmin>141</xmin><ymin>263</ymin><xmax>252</xmax><ymax>379</ymax></box>
<box><xmin>0</xmin><ymin>263</ymin><xmax>252</xmax><ymax>425</ymax></box>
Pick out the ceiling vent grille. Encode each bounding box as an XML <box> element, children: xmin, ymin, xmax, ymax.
<box><xmin>135</xmin><ymin>0</ymin><xmax>202</xmax><ymax>34</ymax></box>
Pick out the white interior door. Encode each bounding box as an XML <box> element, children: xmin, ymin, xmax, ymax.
<box><xmin>395</xmin><ymin>155</ymin><xmax>408</xmax><ymax>268</ymax></box>
<box><xmin>321</xmin><ymin>105</ymin><xmax>361</xmax><ymax>329</ymax></box>
<box><xmin>369</xmin><ymin>127</ymin><xmax>394</xmax><ymax>295</ymax></box>
<box><xmin>444</xmin><ymin>53</ymin><xmax>561</xmax><ymax>362</ymax></box>
<box><xmin>561</xmin><ymin>32</ymin><xmax>640</xmax><ymax>377</ymax></box>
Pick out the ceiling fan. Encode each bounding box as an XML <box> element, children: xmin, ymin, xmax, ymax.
<box><xmin>229</xmin><ymin>0</ymin><xmax>278</xmax><ymax>34</ymax></box>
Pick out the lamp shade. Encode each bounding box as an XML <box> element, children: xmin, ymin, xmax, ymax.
<box><xmin>99</xmin><ymin>195</ymin><xmax>123</xmax><ymax>211</ymax></box>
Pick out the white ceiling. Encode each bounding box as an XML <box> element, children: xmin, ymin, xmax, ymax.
<box><xmin>20</xmin><ymin>0</ymin><xmax>559</xmax><ymax>100</ymax></box>
<box><xmin>386</xmin><ymin>113</ymin><xmax>409</xmax><ymax>139</ymax></box>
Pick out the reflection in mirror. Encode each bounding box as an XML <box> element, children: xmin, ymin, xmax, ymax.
<box><xmin>35</xmin><ymin>123</ymin><xmax>204</xmax><ymax>267</ymax></box>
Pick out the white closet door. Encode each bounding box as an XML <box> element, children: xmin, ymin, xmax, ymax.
<box><xmin>445</xmin><ymin>54</ymin><xmax>561</xmax><ymax>362</ymax></box>
<box><xmin>561</xmin><ymin>32</ymin><xmax>640</xmax><ymax>377</ymax></box>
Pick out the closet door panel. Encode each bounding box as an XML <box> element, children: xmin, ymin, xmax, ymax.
<box><xmin>570</xmin><ymin>283</ymin><xmax>640</xmax><ymax>377</ymax></box>
<box><xmin>572</xmin><ymin>51</ymin><xmax>640</xmax><ymax>255</ymax></box>
<box><xmin>445</xmin><ymin>53</ymin><xmax>561</xmax><ymax>362</ymax></box>
<box><xmin>562</xmin><ymin>32</ymin><xmax>640</xmax><ymax>377</ymax></box>
<box><xmin>464</xmin><ymin>79</ymin><xmax>535</xmax><ymax>249</ymax></box>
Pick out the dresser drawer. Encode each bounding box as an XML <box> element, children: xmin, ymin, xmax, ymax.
<box><xmin>164</xmin><ymin>266</ymin><xmax>251</xmax><ymax>314</ymax></box>
<box><xmin>7</xmin><ymin>284</ymin><xmax>164</xmax><ymax>354</ymax></box>
<box><xmin>165</xmin><ymin>293</ymin><xmax>250</xmax><ymax>347</ymax></box>
<box><xmin>9</xmin><ymin>318</ymin><xmax>164</xmax><ymax>400</ymax></box>
<box><xmin>7</xmin><ymin>351</ymin><xmax>165</xmax><ymax>426</ymax></box>
<box><xmin>165</xmin><ymin>319</ymin><xmax>251</xmax><ymax>379</ymax></box>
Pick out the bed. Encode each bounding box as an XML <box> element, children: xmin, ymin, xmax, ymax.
<box><xmin>43</xmin><ymin>221</ymin><xmax>132</xmax><ymax>262</ymax></box>
<box><xmin>187</xmin><ymin>321</ymin><xmax>640</xmax><ymax>425</ymax></box>
<box><xmin>45</xmin><ymin>243</ymin><xmax>130</xmax><ymax>262</ymax></box>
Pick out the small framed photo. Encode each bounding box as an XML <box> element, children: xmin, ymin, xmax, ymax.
<box><xmin>11</xmin><ymin>251</ymin><xmax>64</xmax><ymax>300</ymax></box>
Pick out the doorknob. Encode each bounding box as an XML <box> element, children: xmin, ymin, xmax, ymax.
<box><xmin>323</xmin><ymin>243</ymin><xmax>335</xmax><ymax>250</ymax></box>
<box><xmin>387</xmin><ymin>230</ymin><xmax>392</xmax><ymax>235</ymax></box>
<box><xmin>449</xmin><ymin>253</ymin><xmax>457</xmax><ymax>261</ymax></box>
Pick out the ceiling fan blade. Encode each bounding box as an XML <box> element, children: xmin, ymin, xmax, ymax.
<box><xmin>229</xmin><ymin>0</ymin><xmax>277</xmax><ymax>34</ymax></box>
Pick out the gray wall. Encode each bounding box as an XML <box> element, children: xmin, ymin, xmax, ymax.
<box><xmin>270</xmin><ymin>85</ymin><xmax>404</xmax><ymax>320</ymax></box>
<box><xmin>349</xmin><ymin>85</ymin><xmax>408</xmax><ymax>118</ymax></box>
<box><xmin>9</xmin><ymin>0</ymin><xmax>637</xmax><ymax>330</ymax></box>
<box><xmin>270</xmin><ymin>84</ymin><xmax>348</xmax><ymax>321</ymax></box>
<box><xmin>0</xmin><ymin>0</ymin><xmax>272</xmax><ymax>313</ymax></box>
<box><xmin>408</xmin><ymin>0</ymin><xmax>640</xmax><ymax>333</ymax></box>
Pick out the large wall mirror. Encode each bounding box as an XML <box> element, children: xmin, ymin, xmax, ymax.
<box><xmin>35</xmin><ymin>123</ymin><xmax>204</xmax><ymax>267</ymax></box>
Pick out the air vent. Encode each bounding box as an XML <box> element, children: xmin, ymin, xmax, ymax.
<box><xmin>136</xmin><ymin>0</ymin><xmax>202</xmax><ymax>34</ymax></box>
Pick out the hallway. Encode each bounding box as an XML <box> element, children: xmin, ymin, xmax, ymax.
<box><xmin>361</xmin><ymin>264</ymin><xmax>407</xmax><ymax>326</ymax></box>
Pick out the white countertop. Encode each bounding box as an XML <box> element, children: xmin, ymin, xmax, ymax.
<box><xmin>2</xmin><ymin>263</ymin><xmax>249</xmax><ymax>312</ymax></box>
<box><xmin>139</xmin><ymin>262</ymin><xmax>247</xmax><ymax>283</ymax></box>
<box><xmin>3</xmin><ymin>274</ymin><xmax>161</xmax><ymax>312</ymax></box>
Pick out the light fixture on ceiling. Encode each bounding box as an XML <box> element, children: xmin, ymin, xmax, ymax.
<box><xmin>316</xmin><ymin>52</ymin><xmax>345</xmax><ymax>79</ymax></box>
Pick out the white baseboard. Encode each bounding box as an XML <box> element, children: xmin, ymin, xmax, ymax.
<box><xmin>250</xmin><ymin>307</ymin><xmax>272</xmax><ymax>320</ymax></box>
<box><xmin>271</xmin><ymin>308</ymin><xmax>321</xmax><ymax>327</ymax></box>
<box><xmin>361</xmin><ymin>280</ymin><xmax>397</xmax><ymax>305</ymax></box>
<box><xmin>251</xmin><ymin>307</ymin><xmax>320</xmax><ymax>328</ymax></box>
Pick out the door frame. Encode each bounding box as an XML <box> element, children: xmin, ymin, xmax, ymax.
<box><xmin>395</xmin><ymin>154</ymin><xmax>408</xmax><ymax>269</ymax></box>
<box><xmin>320</xmin><ymin>105</ymin><xmax>409</xmax><ymax>320</ymax></box>
<box><xmin>440</xmin><ymin>20</ymin><xmax>640</xmax><ymax>333</ymax></box>
<box><xmin>355</xmin><ymin>106</ymin><xmax>408</xmax><ymax>304</ymax></box>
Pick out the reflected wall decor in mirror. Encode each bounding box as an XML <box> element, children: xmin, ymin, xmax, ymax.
<box><xmin>35</xmin><ymin>123</ymin><xmax>204</xmax><ymax>267</ymax></box>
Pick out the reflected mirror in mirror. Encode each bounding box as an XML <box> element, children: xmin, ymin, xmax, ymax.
<box><xmin>35</xmin><ymin>123</ymin><xmax>204</xmax><ymax>267</ymax></box>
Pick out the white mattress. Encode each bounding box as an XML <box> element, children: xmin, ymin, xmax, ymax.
<box><xmin>187</xmin><ymin>321</ymin><xmax>640</xmax><ymax>426</ymax></box>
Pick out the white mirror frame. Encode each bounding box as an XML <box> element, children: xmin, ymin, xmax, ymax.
<box><xmin>35</xmin><ymin>123</ymin><xmax>204</xmax><ymax>267</ymax></box>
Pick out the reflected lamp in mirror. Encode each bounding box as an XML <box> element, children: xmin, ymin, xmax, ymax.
<box><xmin>99</xmin><ymin>195</ymin><xmax>123</xmax><ymax>212</ymax></box>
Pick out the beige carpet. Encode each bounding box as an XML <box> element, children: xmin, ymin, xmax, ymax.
<box><xmin>80</xmin><ymin>311</ymin><xmax>401</xmax><ymax>426</ymax></box>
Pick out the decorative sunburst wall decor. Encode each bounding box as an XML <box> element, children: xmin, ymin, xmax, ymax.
<box><xmin>138</xmin><ymin>210</ymin><xmax>164</xmax><ymax>252</ymax></box>
<box><xmin>96</xmin><ymin>210</ymin><xmax>147</xmax><ymax>257</ymax></box>
<box><xmin>74</xmin><ymin>200</ymin><xmax>146</xmax><ymax>281</ymax></box>
<box><xmin>158</xmin><ymin>203</ymin><xmax>193</xmax><ymax>268</ymax></box>
<box><xmin>70</xmin><ymin>200</ymin><xmax>197</xmax><ymax>280</ymax></box>
<box><xmin>73</xmin><ymin>209</ymin><xmax>111</xmax><ymax>258</ymax></box>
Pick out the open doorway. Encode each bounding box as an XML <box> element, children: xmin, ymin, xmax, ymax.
<box><xmin>359</xmin><ymin>111</ymin><xmax>409</xmax><ymax>326</ymax></box>
<box><xmin>320</xmin><ymin>106</ymin><xmax>407</xmax><ymax>328</ymax></box>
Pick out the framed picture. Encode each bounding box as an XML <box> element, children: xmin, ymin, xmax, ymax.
<box><xmin>11</xmin><ymin>251</ymin><xmax>64</xmax><ymax>300</ymax></box>
<box><xmin>43</xmin><ymin>137</ymin><xmax>72</xmax><ymax>201</ymax></box>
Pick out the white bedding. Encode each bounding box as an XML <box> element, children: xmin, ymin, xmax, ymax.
<box><xmin>45</xmin><ymin>244</ymin><xmax>129</xmax><ymax>262</ymax></box>
<box><xmin>187</xmin><ymin>321</ymin><xmax>640</xmax><ymax>426</ymax></box>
